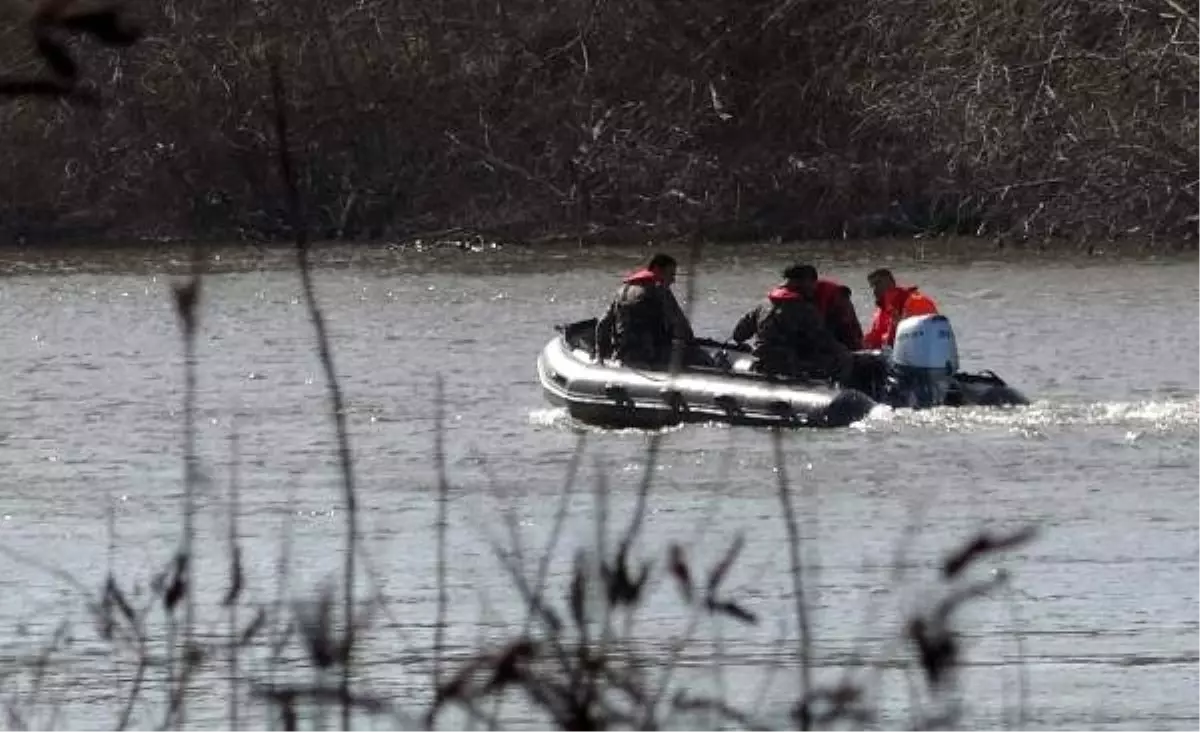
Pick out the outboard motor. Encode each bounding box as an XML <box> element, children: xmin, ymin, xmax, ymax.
<box><xmin>886</xmin><ymin>314</ymin><xmax>960</xmax><ymax>408</ymax></box>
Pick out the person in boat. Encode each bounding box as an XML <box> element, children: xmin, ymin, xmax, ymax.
<box><xmin>730</xmin><ymin>264</ymin><xmax>853</xmax><ymax>383</ymax></box>
<box><xmin>813</xmin><ymin>277</ymin><xmax>864</xmax><ymax>351</ymax></box>
<box><xmin>594</xmin><ymin>252</ymin><xmax>696</xmax><ymax>369</ymax></box>
<box><xmin>862</xmin><ymin>268</ymin><xmax>940</xmax><ymax>349</ymax></box>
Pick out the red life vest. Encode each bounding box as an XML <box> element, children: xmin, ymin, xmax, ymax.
<box><xmin>813</xmin><ymin>278</ymin><xmax>847</xmax><ymax>318</ymax></box>
<box><xmin>623</xmin><ymin>268</ymin><xmax>663</xmax><ymax>285</ymax></box>
<box><xmin>889</xmin><ymin>286</ymin><xmax>938</xmax><ymax>317</ymax></box>
<box><xmin>865</xmin><ymin>285</ymin><xmax>940</xmax><ymax>348</ymax></box>
<box><xmin>767</xmin><ymin>285</ymin><xmax>804</xmax><ymax>302</ymax></box>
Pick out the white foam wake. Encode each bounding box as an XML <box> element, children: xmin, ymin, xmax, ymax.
<box><xmin>856</xmin><ymin>396</ymin><xmax>1199</xmax><ymax>434</ymax></box>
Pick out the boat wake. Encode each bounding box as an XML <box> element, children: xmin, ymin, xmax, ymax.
<box><xmin>856</xmin><ymin>396</ymin><xmax>1199</xmax><ymax>435</ymax></box>
<box><xmin>531</xmin><ymin>396</ymin><xmax>1198</xmax><ymax>437</ymax></box>
<box><xmin>527</xmin><ymin>407</ymin><xmax>574</xmax><ymax>430</ymax></box>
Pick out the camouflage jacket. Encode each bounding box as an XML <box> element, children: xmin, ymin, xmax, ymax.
<box><xmin>595</xmin><ymin>271</ymin><xmax>694</xmax><ymax>368</ymax></box>
<box><xmin>731</xmin><ymin>286</ymin><xmax>848</xmax><ymax>376</ymax></box>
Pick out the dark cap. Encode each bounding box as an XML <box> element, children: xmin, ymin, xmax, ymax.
<box><xmin>868</xmin><ymin>267</ymin><xmax>894</xmax><ymax>283</ymax></box>
<box><xmin>647</xmin><ymin>252</ymin><xmax>678</xmax><ymax>270</ymax></box>
<box><xmin>783</xmin><ymin>263</ymin><xmax>817</xmax><ymax>282</ymax></box>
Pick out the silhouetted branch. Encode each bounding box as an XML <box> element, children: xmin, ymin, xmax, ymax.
<box><xmin>267</xmin><ymin>53</ymin><xmax>359</xmax><ymax>731</ymax></box>
<box><xmin>0</xmin><ymin>0</ymin><xmax>140</xmax><ymax>106</ymax></box>
<box><xmin>772</xmin><ymin>427</ymin><xmax>813</xmax><ymax>729</ymax></box>
<box><xmin>433</xmin><ymin>376</ymin><xmax>448</xmax><ymax>693</ymax></box>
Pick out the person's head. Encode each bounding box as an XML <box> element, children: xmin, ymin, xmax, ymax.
<box><xmin>867</xmin><ymin>268</ymin><xmax>896</xmax><ymax>303</ymax></box>
<box><xmin>783</xmin><ymin>263</ymin><xmax>818</xmax><ymax>298</ymax></box>
<box><xmin>646</xmin><ymin>253</ymin><xmax>678</xmax><ymax>286</ymax></box>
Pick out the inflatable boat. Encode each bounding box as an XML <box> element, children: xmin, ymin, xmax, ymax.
<box><xmin>536</xmin><ymin>314</ymin><xmax>1027</xmax><ymax>430</ymax></box>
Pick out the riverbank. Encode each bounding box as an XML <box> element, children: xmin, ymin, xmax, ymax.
<box><xmin>0</xmin><ymin>234</ymin><xmax>1194</xmax><ymax>280</ymax></box>
<box><xmin>2</xmin><ymin>0</ymin><xmax>1195</xmax><ymax>252</ymax></box>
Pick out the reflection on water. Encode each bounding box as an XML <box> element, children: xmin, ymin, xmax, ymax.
<box><xmin>0</xmin><ymin>242</ymin><xmax>1194</xmax><ymax>729</ymax></box>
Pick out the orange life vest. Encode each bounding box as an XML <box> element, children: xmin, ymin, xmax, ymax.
<box><xmin>864</xmin><ymin>285</ymin><xmax>940</xmax><ymax>348</ymax></box>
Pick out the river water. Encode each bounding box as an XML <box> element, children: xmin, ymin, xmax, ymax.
<box><xmin>0</xmin><ymin>242</ymin><xmax>1194</xmax><ymax>730</ymax></box>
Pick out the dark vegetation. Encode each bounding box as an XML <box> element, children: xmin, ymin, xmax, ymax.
<box><xmin>0</xmin><ymin>3</ymin><xmax>1062</xmax><ymax>729</ymax></box>
<box><xmin>0</xmin><ymin>0</ymin><xmax>1196</xmax><ymax>247</ymax></box>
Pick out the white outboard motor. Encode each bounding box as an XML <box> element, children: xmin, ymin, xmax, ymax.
<box><xmin>887</xmin><ymin>314</ymin><xmax>960</xmax><ymax>408</ymax></box>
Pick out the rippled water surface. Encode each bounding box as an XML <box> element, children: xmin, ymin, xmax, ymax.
<box><xmin>0</xmin><ymin>243</ymin><xmax>1194</xmax><ymax>729</ymax></box>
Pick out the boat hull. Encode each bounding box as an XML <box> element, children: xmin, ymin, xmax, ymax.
<box><xmin>536</xmin><ymin>318</ymin><xmax>1030</xmax><ymax>430</ymax></box>
<box><xmin>537</xmin><ymin>330</ymin><xmax>877</xmax><ymax>429</ymax></box>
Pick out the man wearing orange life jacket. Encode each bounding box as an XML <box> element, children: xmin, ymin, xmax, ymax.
<box><xmin>812</xmin><ymin>278</ymin><xmax>864</xmax><ymax>351</ymax></box>
<box><xmin>862</xmin><ymin>268</ymin><xmax>940</xmax><ymax>349</ymax></box>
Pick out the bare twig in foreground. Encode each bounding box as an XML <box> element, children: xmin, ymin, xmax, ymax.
<box><xmin>0</xmin><ymin>0</ymin><xmax>140</xmax><ymax>106</ymax></box>
<box><xmin>267</xmin><ymin>54</ymin><xmax>358</xmax><ymax>730</ymax></box>
<box><xmin>434</xmin><ymin>376</ymin><xmax>448</xmax><ymax>693</ymax></box>
<box><xmin>772</xmin><ymin>427</ymin><xmax>813</xmax><ymax>729</ymax></box>
<box><xmin>169</xmin><ymin>250</ymin><xmax>202</xmax><ymax>728</ymax></box>
<box><xmin>225</xmin><ymin>421</ymin><xmax>244</xmax><ymax>730</ymax></box>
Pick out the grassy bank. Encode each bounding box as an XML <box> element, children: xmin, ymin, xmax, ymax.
<box><xmin>0</xmin><ymin>0</ymin><xmax>1196</xmax><ymax>248</ymax></box>
<box><xmin>0</xmin><ymin>234</ymin><xmax>1194</xmax><ymax>284</ymax></box>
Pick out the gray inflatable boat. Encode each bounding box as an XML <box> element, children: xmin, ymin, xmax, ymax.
<box><xmin>535</xmin><ymin>315</ymin><xmax>1028</xmax><ymax>430</ymax></box>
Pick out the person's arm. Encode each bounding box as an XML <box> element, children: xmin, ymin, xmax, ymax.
<box><xmin>662</xmin><ymin>287</ymin><xmax>695</xmax><ymax>343</ymax></box>
<box><xmin>731</xmin><ymin>306</ymin><xmax>758</xmax><ymax>344</ymax></box>
<box><xmin>595</xmin><ymin>300</ymin><xmax>616</xmax><ymax>360</ymax></box>
<box><xmin>862</xmin><ymin>308</ymin><xmax>888</xmax><ymax>349</ymax></box>
<box><xmin>835</xmin><ymin>296</ymin><xmax>864</xmax><ymax>350</ymax></box>
<box><xmin>885</xmin><ymin>299</ymin><xmax>906</xmax><ymax>346</ymax></box>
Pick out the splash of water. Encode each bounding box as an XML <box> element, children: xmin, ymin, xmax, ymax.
<box><xmin>860</xmin><ymin>396</ymin><xmax>1199</xmax><ymax>434</ymax></box>
<box><xmin>527</xmin><ymin>407</ymin><xmax>572</xmax><ymax>429</ymax></box>
<box><xmin>529</xmin><ymin>397</ymin><xmax>1199</xmax><ymax>436</ymax></box>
